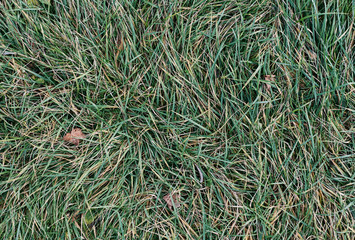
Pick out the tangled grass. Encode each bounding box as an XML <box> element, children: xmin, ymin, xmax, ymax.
<box><xmin>0</xmin><ymin>0</ymin><xmax>354</xmax><ymax>239</ymax></box>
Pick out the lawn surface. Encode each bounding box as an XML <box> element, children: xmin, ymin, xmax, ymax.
<box><xmin>0</xmin><ymin>0</ymin><xmax>354</xmax><ymax>239</ymax></box>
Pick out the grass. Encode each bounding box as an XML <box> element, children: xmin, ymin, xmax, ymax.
<box><xmin>0</xmin><ymin>0</ymin><xmax>354</xmax><ymax>239</ymax></box>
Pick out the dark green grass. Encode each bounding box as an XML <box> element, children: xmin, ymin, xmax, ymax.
<box><xmin>0</xmin><ymin>0</ymin><xmax>354</xmax><ymax>239</ymax></box>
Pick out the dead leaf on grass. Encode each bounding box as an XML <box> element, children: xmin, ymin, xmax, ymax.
<box><xmin>163</xmin><ymin>192</ymin><xmax>181</xmax><ymax>211</ymax></box>
<box><xmin>264</xmin><ymin>74</ymin><xmax>276</xmax><ymax>92</ymax></box>
<box><xmin>63</xmin><ymin>128</ymin><xmax>85</xmax><ymax>146</ymax></box>
<box><xmin>265</xmin><ymin>74</ymin><xmax>275</xmax><ymax>81</ymax></box>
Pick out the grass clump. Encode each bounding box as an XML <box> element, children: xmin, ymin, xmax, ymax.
<box><xmin>0</xmin><ymin>0</ymin><xmax>354</xmax><ymax>239</ymax></box>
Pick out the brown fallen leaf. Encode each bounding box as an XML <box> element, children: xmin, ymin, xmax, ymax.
<box><xmin>63</xmin><ymin>128</ymin><xmax>85</xmax><ymax>146</ymax></box>
<box><xmin>265</xmin><ymin>74</ymin><xmax>275</xmax><ymax>81</ymax></box>
<box><xmin>163</xmin><ymin>192</ymin><xmax>181</xmax><ymax>211</ymax></box>
<box><xmin>264</xmin><ymin>74</ymin><xmax>276</xmax><ymax>92</ymax></box>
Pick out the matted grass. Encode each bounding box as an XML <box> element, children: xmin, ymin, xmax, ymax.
<box><xmin>0</xmin><ymin>0</ymin><xmax>354</xmax><ymax>239</ymax></box>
